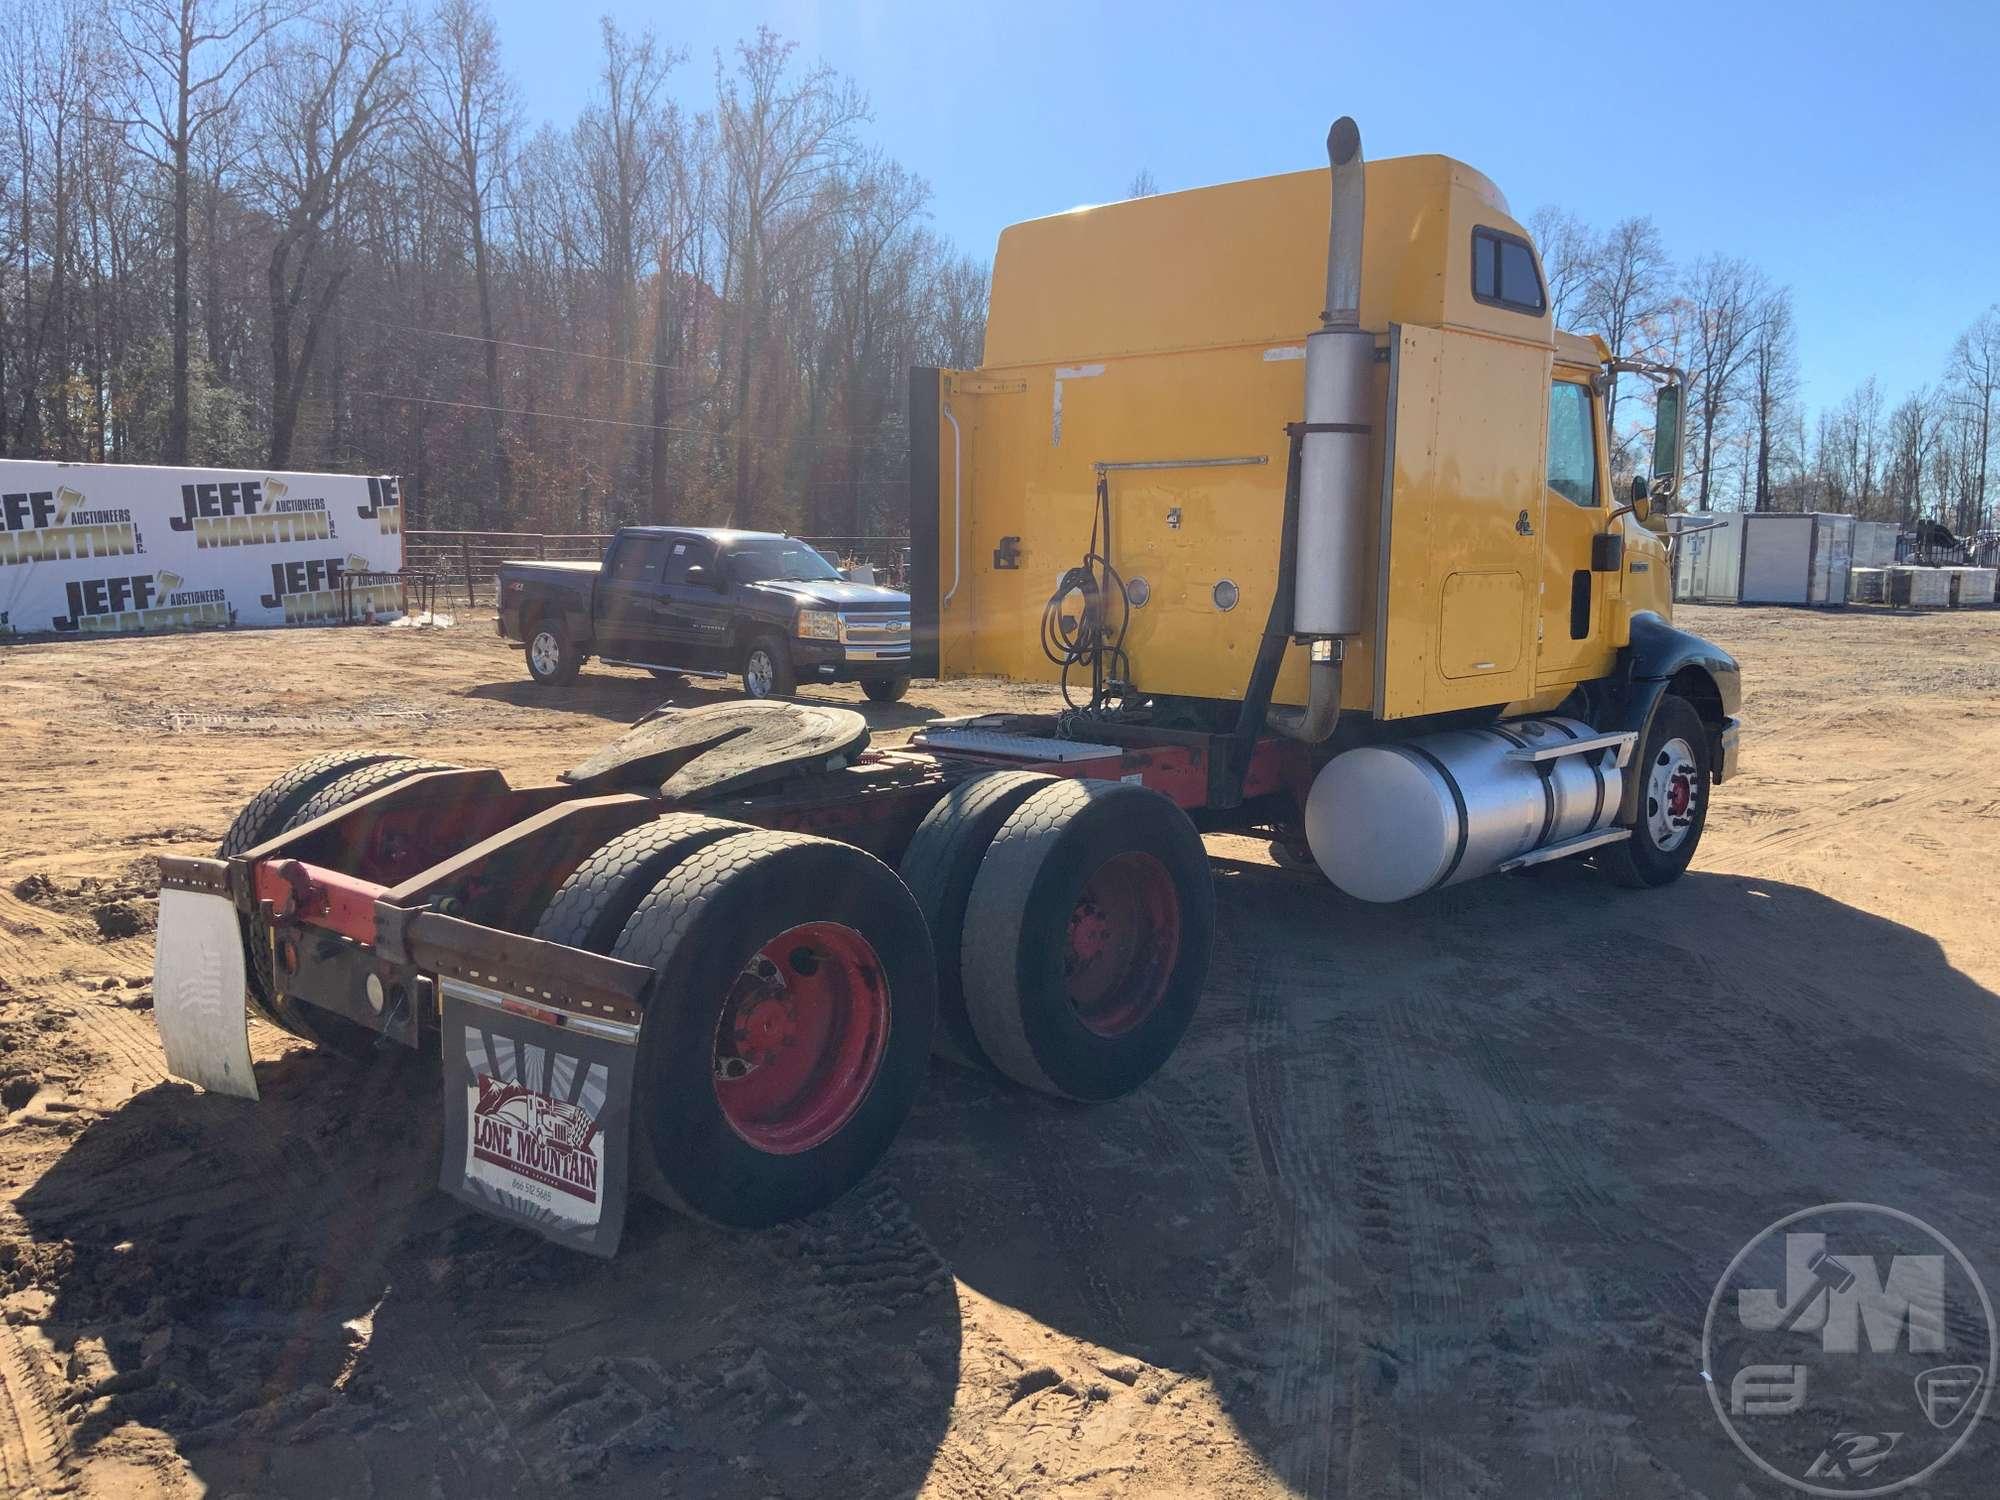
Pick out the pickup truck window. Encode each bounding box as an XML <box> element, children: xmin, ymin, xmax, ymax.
<box><xmin>661</xmin><ymin>537</ymin><xmax>714</xmax><ymax>585</ymax></box>
<box><xmin>727</xmin><ymin>539</ymin><xmax>843</xmax><ymax>584</ymax></box>
<box><xmin>609</xmin><ymin>536</ymin><xmax>669</xmax><ymax>584</ymax></box>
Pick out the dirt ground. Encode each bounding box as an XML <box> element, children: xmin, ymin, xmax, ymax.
<box><xmin>0</xmin><ymin>603</ymin><xmax>1995</xmax><ymax>1498</ymax></box>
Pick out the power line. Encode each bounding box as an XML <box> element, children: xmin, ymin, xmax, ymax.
<box><xmin>337</xmin><ymin>310</ymin><xmax>691</xmax><ymax>376</ymax></box>
<box><xmin>352</xmin><ymin>387</ymin><xmax>908</xmax><ymax>455</ymax></box>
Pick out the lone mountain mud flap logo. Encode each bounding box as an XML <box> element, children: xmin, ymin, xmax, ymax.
<box><xmin>438</xmin><ymin>978</ymin><xmax>636</xmax><ymax>1257</ymax></box>
<box><xmin>1704</xmin><ymin>1202</ymin><xmax>1997</xmax><ymax>1495</ymax></box>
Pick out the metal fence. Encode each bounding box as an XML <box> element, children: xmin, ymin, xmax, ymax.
<box><xmin>404</xmin><ymin>530</ymin><xmax>912</xmax><ymax>604</ymax></box>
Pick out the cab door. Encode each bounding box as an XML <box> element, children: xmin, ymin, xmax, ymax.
<box><xmin>659</xmin><ymin>535</ymin><xmax>733</xmax><ymax>669</ymax></box>
<box><xmin>1535</xmin><ymin>377</ymin><xmax>1618</xmax><ymax>686</ymax></box>
<box><xmin>597</xmin><ymin>534</ymin><xmax>673</xmax><ymax>660</ymax></box>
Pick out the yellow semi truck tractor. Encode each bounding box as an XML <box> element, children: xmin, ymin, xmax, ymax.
<box><xmin>908</xmin><ymin>117</ymin><xmax>1741</xmax><ymax>903</ymax></box>
<box><xmin>150</xmin><ymin>118</ymin><xmax>1744</xmax><ymax>1255</ymax></box>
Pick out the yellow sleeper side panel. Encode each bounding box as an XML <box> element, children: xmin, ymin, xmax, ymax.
<box><xmin>935</xmin><ymin>349</ymin><xmax>1385</xmax><ymax>711</ymax></box>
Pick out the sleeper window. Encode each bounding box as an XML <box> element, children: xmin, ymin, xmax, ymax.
<box><xmin>1472</xmin><ymin>228</ymin><xmax>1547</xmax><ymax>315</ymax></box>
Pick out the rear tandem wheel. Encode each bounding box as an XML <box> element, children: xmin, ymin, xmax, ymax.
<box><xmin>609</xmin><ymin>830</ymin><xmax>936</xmax><ymax>1228</ymax></box>
<box><xmin>960</xmin><ymin>779</ymin><xmax>1214</xmax><ymax>1102</ymax></box>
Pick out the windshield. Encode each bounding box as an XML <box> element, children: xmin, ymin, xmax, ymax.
<box><xmin>726</xmin><ymin>540</ymin><xmax>843</xmax><ymax>584</ymax></box>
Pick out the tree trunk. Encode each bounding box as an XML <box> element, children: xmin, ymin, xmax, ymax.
<box><xmin>168</xmin><ymin>99</ymin><xmax>191</xmax><ymax>463</ymax></box>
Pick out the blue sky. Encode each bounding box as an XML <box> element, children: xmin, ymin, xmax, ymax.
<box><xmin>491</xmin><ymin>0</ymin><xmax>1999</xmax><ymax>417</ymax></box>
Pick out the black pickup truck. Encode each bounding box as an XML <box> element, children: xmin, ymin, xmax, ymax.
<box><xmin>497</xmin><ymin>527</ymin><xmax>913</xmax><ymax>701</ymax></box>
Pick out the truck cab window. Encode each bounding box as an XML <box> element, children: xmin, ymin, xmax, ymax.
<box><xmin>1546</xmin><ymin>381</ymin><xmax>1600</xmax><ymax>507</ymax></box>
<box><xmin>1471</xmin><ymin>227</ymin><xmax>1546</xmax><ymax>314</ymax></box>
<box><xmin>660</xmin><ymin>537</ymin><xmax>714</xmax><ymax>585</ymax></box>
<box><xmin>609</xmin><ymin>537</ymin><xmax>667</xmax><ymax>584</ymax></box>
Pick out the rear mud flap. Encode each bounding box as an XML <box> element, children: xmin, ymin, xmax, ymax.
<box><xmin>153</xmin><ymin>883</ymin><xmax>259</xmax><ymax>1101</ymax></box>
<box><xmin>439</xmin><ymin>978</ymin><xmax>639</xmax><ymax>1258</ymax></box>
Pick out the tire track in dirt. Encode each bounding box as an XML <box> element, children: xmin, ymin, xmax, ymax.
<box><xmin>0</xmin><ymin>1323</ymin><xmax>70</xmax><ymax>1499</ymax></box>
<box><xmin>1238</xmin><ymin>939</ymin><xmax>1354</xmax><ymax>1499</ymax></box>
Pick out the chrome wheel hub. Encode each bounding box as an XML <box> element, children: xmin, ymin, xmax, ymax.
<box><xmin>745</xmin><ymin>650</ymin><xmax>774</xmax><ymax>697</ymax></box>
<box><xmin>530</xmin><ymin>631</ymin><xmax>560</xmax><ymax>676</ymax></box>
<box><xmin>1645</xmin><ymin>736</ymin><xmax>1699</xmax><ymax>852</ymax></box>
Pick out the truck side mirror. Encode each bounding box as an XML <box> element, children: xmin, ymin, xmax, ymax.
<box><xmin>1629</xmin><ymin>474</ymin><xmax>1652</xmax><ymax>522</ymax></box>
<box><xmin>1650</xmin><ymin>382</ymin><xmax>1683</xmax><ymax>504</ymax></box>
<box><xmin>684</xmin><ymin>564</ymin><xmax>707</xmax><ymax>587</ymax></box>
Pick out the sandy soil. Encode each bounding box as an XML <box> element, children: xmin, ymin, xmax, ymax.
<box><xmin>0</xmin><ymin>604</ymin><xmax>1995</xmax><ymax>1498</ymax></box>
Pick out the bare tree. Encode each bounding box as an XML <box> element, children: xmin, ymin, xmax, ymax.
<box><xmin>1944</xmin><ymin>306</ymin><xmax>1997</xmax><ymax>536</ymax></box>
<box><xmin>1678</xmin><ymin>254</ymin><xmax>1768</xmax><ymax>510</ymax></box>
<box><xmin>1126</xmin><ymin>167</ymin><xmax>1158</xmax><ymax>199</ymax></box>
<box><xmin>254</xmin><ymin>5</ymin><xmax>405</xmax><ymax>467</ymax></box>
<box><xmin>1747</xmin><ymin>288</ymin><xmax>1797</xmax><ymax>511</ymax></box>
<box><xmin>111</xmin><ymin>0</ymin><xmax>296</xmax><ymax>461</ymax></box>
<box><xmin>714</xmin><ymin>27</ymin><xmax>866</xmax><ymax>526</ymax></box>
<box><xmin>413</xmin><ymin>0</ymin><xmax>516</xmax><ymax>524</ymax></box>
<box><xmin>1579</xmin><ymin>215</ymin><xmax>1671</xmax><ymax>449</ymax></box>
<box><xmin>1527</xmin><ymin>205</ymin><xmax>1594</xmax><ymax>327</ymax></box>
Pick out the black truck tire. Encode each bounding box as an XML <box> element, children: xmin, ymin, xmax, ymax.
<box><xmin>526</xmin><ymin>615</ymin><xmax>582</xmax><ymax>685</ymax></box>
<box><xmin>218</xmin><ymin>749</ymin><xmax>410</xmax><ymax>860</ymax></box>
<box><xmin>219</xmin><ymin>750</ymin><xmax>413</xmax><ymax>1036</ymax></box>
<box><xmin>961</xmin><ymin>779</ymin><xmax>1213</xmax><ymax>1102</ymax></box>
<box><xmin>1598</xmin><ymin>694</ymin><xmax>1712</xmax><ymax>889</ymax></box>
<box><xmin>898</xmin><ymin>771</ymin><xmax>1059</xmax><ymax>1069</ymax></box>
<box><xmin>611</xmin><ymin>829</ymin><xmax>936</xmax><ymax>1228</ymax></box>
<box><xmin>532</xmin><ymin>813</ymin><xmax>750</xmax><ymax>954</ymax></box>
<box><xmin>740</xmin><ymin>633</ymin><xmax>797</xmax><ymax>699</ymax></box>
<box><xmin>263</xmin><ymin>756</ymin><xmax>460</xmax><ymax>1057</ymax></box>
<box><xmin>862</xmin><ymin>675</ymin><xmax>910</xmax><ymax>704</ymax></box>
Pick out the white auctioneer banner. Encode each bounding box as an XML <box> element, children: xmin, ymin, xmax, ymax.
<box><xmin>0</xmin><ymin>458</ymin><xmax>404</xmax><ymax>639</ymax></box>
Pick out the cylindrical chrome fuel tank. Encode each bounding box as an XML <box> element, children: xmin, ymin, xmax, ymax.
<box><xmin>1304</xmin><ymin>717</ymin><xmax>1622</xmax><ymax>902</ymax></box>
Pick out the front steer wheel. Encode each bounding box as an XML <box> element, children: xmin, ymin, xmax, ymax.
<box><xmin>611</xmin><ymin>830</ymin><xmax>936</xmax><ymax>1228</ymax></box>
<box><xmin>740</xmin><ymin>633</ymin><xmax>796</xmax><ymax>699</ymax></box>
<box><xmin>961</xmin><ymin>779</ymin><xmax>1214</xmax><ymax>1101</ymax></box>
<box><xmin>862</xmin><ymin>675</ymin><xmax>910</xmax><ymax>704</ymax></box>
<box><xmin>1598</xmin><ymin>693</ymin><xmax>1711</xmax><ymax>889</ymax></box>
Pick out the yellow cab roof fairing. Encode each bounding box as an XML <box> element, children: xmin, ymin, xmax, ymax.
<box><xmin>980</xmin><ymin>153</ymin><xmax>1558</xmax><ymax>372</ymax></box>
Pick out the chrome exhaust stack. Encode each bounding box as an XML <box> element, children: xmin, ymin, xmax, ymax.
<box><xmin>1272</xmin><ymin>116</ymin><xmax>1370</xmax><ymax>743</ymax></box>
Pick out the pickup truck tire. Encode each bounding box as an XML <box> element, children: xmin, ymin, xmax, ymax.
<box><xmin>898</xmin><ymin>771</ymin><xmax>1059</xmax><ymax>1070</ymax></box>
<box><xmin>1598</xmin><ymin>694</ymin><xmax>1711</xmax><ymax>889</ymax></box>
<box><xmin>526</xmin><ymin>615</ymin><xmax>582</xmax><ymax>685</ymax></box>
<box><xmin>264</xmin><ymin>755</ymin><xmax>460</xmax><ymax>1059</ymax></box>
<box><xmin>862</xmin><ymin>675</ymin><xmax>911</xmax><ymax>704</ymax></box>
<box><xmin>533</xmin><ymin>813</ymin><xmax>749</xmax><ymax>955</ymax></box>
<box><xmin>740</xmin><ymin>633</ymin><xmax>796</xmax><ymax>699</ymax></box>
<box><xmin>961</xmin><ymin>779</ymin><xmax>1213</xmax><ymax>1102</ymax></box>
<box><xmin>611</xmin><ymin>829</ymin><xmax>936</xmax><ymax>1228</ymax></box>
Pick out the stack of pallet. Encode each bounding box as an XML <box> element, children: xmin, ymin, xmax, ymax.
<box><xmin>1849</xmin><ymin>567</ymin><xmax>1886</xmax><ymax>604</ymax></box>
<box><xmin>1949</xmin><ymin>567</ymin><xmax>1997</xmax><ymax>605</ymax></box>
<box><xmin>1894</xmin><ymin>567</ymin><xmax>1954</xmax><ymax>607</ymax></box>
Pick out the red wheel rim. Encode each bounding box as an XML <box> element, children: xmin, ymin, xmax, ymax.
<box><xmin>1065</xmin><ymin>851</ymin><xmax>1181</xmax><ymax>1038</ymax></box>
<box><xmin>712</xmin><ymin>921</ymin><xmax>890</xmax><ymax>1155</ymax></box>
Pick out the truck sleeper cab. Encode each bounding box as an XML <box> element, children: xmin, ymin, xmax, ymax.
<box><xmin>909</xmin><ymin>119</ymin><xmax>1741</xmax><ymax>896</ymax></box>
